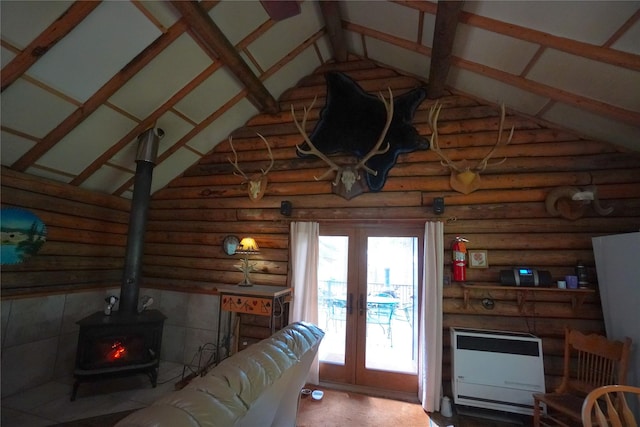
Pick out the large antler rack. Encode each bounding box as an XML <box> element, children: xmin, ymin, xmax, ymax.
<box><xmin>291</xmin><ymin>96</ymin><xmax>342</xmax><ymax>184</ymax></box>
<box><xmin>227</xmin><ymin>133</ymin><xmax>274</xmax><ymax>201</ymax></box>
<box><xmin>291</xmin><ymin>89</ymin><xmax>394</xmax><ymax>198</ymax></box>
<box><xmin>427</xmin><ymin>102</ymin><xmax>514</xmax><ymax>194</ymax></box>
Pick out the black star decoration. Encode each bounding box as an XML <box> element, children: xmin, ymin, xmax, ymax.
<box><xmin>299</xmin><ymin>71</ymin><xmax>428</xmax><ymax>191</ymax></box>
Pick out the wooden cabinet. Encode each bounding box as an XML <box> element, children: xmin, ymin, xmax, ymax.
<box><xmin>216</xmin><ymin>285</ymin><xmax>292</xmax><ymax>361</ymax></box>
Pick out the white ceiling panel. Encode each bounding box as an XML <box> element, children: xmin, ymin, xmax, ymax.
<box><xmin>344</xmin><ymin>30</ymin><xmax>365</xmax><ymax>57</ymax></box>
<box><xmin>612</xmin><ymin>20</ymin><xmax>640</xmax><ymax>55</ymax></box>
<box><xmin>188</xmin><ymin>99</ymin><xmax>259</xmax><ymax>154</ymax></box>
<box><xmin>463</xmin><ymin>1</ymin><xmax>639</xmax><ymax>45</ymax></box>
<box><xmin>0</xmin><ymin>1</ymin><xmax>73</xmax><ymax>48</ymax></box>
<box><xmin>138</xmin><ymin>1</ymin><xmax>181</xmax><ymax>30</ymax></box>
<box><xmin>265</xmin><ymin>47</ymin><xmax>321</xmax><ymax>100</ymax></box>
<box><xmin>108</xmin><ymin>34</ymin><xmax>212</xmax><ymax>119</ymax></box>
<box><xmin>24</xmin><ymin>165</ymin><xmax>73</xmax><ymax>184</ymax></box>
<box><xmin>448</xmin><ymin>67</ymin><xmax>549</xmax><ymax>115</ymax></box>
<box><xmin>453</xmin><ymin>24</ymin><xmax>539</xmax><ymax>75</ymax></box>
<box><xmin>248</xmin><ymin>1</ymin><xmax>323</xmax><ymax>71</ymax></box>
<box><xmin>150</xmin><ymin>147</ymin><xmax>201</xmax><ymax>194</ymax></box>
<box><xmin>38</xmin><ymin>106</ymin><xmax>137</xmax><ymax>175</ymax></box>
<box><xmin>81</xmin><ymin>164</ymin><xmax>134</xmax><ymax>195</ymax></box>
<box><xmin>0</xmin><ymin>131</ymin><xmax>37</xmax><ymax>166</ymax></box>
<box><xmin>342</xmin><ymin>1</ymin><xmax>421</xmax><ymax>42</ymax></box>
<box><xmin>26</xmin><ymin>1</ymin><xmax>161</xmax><ymax>103</ymax></box>
<box><xmin>174</xmin><ymin>67</ymin><xmax>244</xmax><ymax>123</ymax></box>
<box><xmin>315</xmin><ymin>34</ymin><xmax>332</xmax><ymax>64</ymax></box>
<box><xmin>210</xmin><ymin>1</ymin><xmax>269</xmax><ymax>46</ymax></box>
<box><xmin>0</xmin><ymin>78</ymin><xmax>77</xmax><ymax>138</ymax></box>
<box><xmin>420</xmin><ymin>13</ymin><xmax>437</xmax><ymax>48</ymax></box>
<box><xmin>1</xmin><ymin>47</ymin><xmax>16</xmax><ymax>68</ymax></box>
<box><xmin>542</xmin><ymin>103</ymin><xmax>640</xmax><ymax>151</ymax></box>
<box><xmin>366</xmin><ymin>38</ymin><xmax>430</xmax><ymax>80</ymax></box>
<box><xmin>528</xmin><ymin>49</ymin><xmax>640</xmax><ymax>111</ymax></box>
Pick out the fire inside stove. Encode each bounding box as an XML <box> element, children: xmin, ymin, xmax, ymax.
<box><xmin>109</xmin><ymin>341</ymin><xmax>127</xmax><ymax>361</ymax></box>
<box><xmin>85</xmin><ymin>335</ymin><xmax>148</xmax><ymax>370</ymax></box>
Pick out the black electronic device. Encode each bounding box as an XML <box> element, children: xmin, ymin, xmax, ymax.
<box><xmin>433</xmin><ymin>197</ymin><xmax>445</xmax><ymax>215</ymax></box>
<box><xmin>500</xmin><ymin>268</ymin><xmax>552</xmax><ymax>287</ymax></box>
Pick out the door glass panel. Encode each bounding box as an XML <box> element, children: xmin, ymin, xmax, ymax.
<box><xmin>317</xmin><ymin>235</ymin><xmax>348</xmax><ymax>365</ymax></box>
<box><xmin>365</xmin><ymin>236</ymin><xmax>418</xmax><ymax>373</ymax></box>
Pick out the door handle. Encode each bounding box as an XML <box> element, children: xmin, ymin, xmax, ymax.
<box><xmin>347</xmin><ymin>293</ymin><xmax>354</xmax><ymax>315</ymax></box>
<box><xmin>359</xmin><ymin>294</ymin><xmax>365</xmax><ymax>316</ymax></box>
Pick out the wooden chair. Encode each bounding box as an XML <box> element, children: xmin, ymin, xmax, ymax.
<box><xmin>581</xmin><ymin>384</ymin><xmax>640</xmax><ymax>427</ymax></box>
<box><xmin>532</xmin><ymin>328</ymin><xmax>632</xmax><ymax>426</ymax></box>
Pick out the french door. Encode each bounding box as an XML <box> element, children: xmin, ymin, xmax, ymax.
<box><xmin>317</xmin><ymin>224</ymin><xmax>422</xmax><ymax>393</ymax></box>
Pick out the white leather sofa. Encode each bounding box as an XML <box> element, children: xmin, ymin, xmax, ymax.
<box><xmin>115</xmin><ymin>321</ymin><xmax>324</xmax><ymax>427</ymax></box>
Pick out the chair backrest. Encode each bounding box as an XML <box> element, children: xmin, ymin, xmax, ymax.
<box><xmin>581</xmin><ymin>384</ymin><xmax>640</xmax><ymax>427</ymax></box>
<box><xmin>557</xmin><ymin>328</ymin><xmax>632</xmax><ymax>395</ymax></box>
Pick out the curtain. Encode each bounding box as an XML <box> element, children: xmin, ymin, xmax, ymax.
<box><xmin>418</xmin><ymin>221</ymin><xmax>444</xmax><ymax>412</ymax></box>
<box><xmin>289</xmin><ymin>221</ymin><xmax>320</xmax><ymax>383</ymax></box>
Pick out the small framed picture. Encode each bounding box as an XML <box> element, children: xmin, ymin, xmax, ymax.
<box><xmin>468</xmin><ymin>250</ymin><xmax>488</xmax><ymax>268</ymax></box>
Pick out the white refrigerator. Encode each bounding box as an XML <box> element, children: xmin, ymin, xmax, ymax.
<box><xmin>592</xmin><ymin>232</ymin><xmax>640</xmax><ymax>416</ymax></box>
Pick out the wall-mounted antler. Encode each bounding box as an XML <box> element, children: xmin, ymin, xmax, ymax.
<box><xmin>428</xmin><ymin>103</ymin><xmax>514</xmax><ymax>194</ymax></box>
<box><xmin>228</xmin><ymin>133</ymin><xmax>274</xmax><ymax>201</ymax></box>
<box><xmin>292</xmin><ymin>88</ymin><xmax>394</xmax><ymax>199</ymax></box>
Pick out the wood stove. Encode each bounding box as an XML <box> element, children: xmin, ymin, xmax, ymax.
<box><xmin>72</xmin><ymin>127</ymin><xmax>167</xmax><ymax>400</ymax></box>
<box><xmin>72</xmin><ymin>309</ymin><xmax>166</xmax><ymax>400</ymax></box>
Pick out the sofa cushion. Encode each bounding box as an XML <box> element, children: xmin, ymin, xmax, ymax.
<box><xmin>115</xmin><ymin>321</ymin><xmax>324</xmax><ymax>427</ymax></box>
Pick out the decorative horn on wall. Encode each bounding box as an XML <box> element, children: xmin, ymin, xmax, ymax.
<box><xmin>427</xmin><ymin>103</ymin><xmax>514</xmax><ymax>194</ymax></box>
<box><xmin>545</xmin><ymin>185</ymin><xmax>613</xmax><ymax>220</ymax></box>
<box><xmin>228</xmin><ymin>133</ymin><xmax>274</xmax><ymax>201</ymax></box>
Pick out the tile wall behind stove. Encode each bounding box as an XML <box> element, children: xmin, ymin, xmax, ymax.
<box><xmin>1</xmin><ymin>288</ymin><xmax>220</xmax><ymax>397</ymax></box>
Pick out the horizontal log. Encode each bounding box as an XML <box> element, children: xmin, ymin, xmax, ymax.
<box><xmin>444</xmin><ymin>299</ymin><xmax>602</xmax><ymax>319</ymax></box>
<box><xmin>2</xmin><ymin>256</ymin><xmax>124</xmax><ymax>272</ymax></box>
<box><xmin>2</xmin><ymin>187</ymin><xmax>130</xmax><ymax>224</ymax></box>
<box><xmin>1</xmin><ymin>270</ymin><xmax>122</xmax><ymax>288</ymax></box>
<box><xmin>142</xmin><ymin>266</ymin><xmax>287</xmax><ymax>287</ymax></box>
<box><xmin>443</xmin><ymin>313</ymin><xmax>604</xmax><ymax>337</ymax></box>
<box><xmin>143</xmin><ymin>255</ymin><xmax>287</xmax><ymax>276</ymax></box>
<box><xmin>144</xmin><ymin>243</ymin><xmax>288</xmax><ymax>260</ymax></box>
<box><xmin>38</xmin><ymin>242</ymin><xmax>125</xmax><ymax>257</ymax></box>
<box><xmin>47</xmin><ymin>226</ymin><xmax>127</xmax><ymax>246</ymax></box>
<box><xmin>1</xmin><ymin>167</ymin><xmax>129</xmax><ymax>210</ymax></box>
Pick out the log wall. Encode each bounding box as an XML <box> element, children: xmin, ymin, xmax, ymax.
<box><xmin>146</xmin><ymin>59</ymin><xmax>640</xmax><ymax>390</ymax></box>
<box><xmin>2</xmin><ymin>59</ymin><xmax>639</xmax><ymax>391</ymax></box>
<box><xmin>1</xmin><ymin>167</ymin><xmax>130</xmax><ymax>295</ymax></box>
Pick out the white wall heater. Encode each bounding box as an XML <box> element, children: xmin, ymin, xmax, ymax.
<box><xmin>451</xmin><ymin>327</ymin><xmax>546</xmax><ymax>415</ymax></box>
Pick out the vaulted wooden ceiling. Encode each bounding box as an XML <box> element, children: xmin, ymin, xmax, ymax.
<box><xmin>1</xmin><ymin>1</ymin><xmax>638</xmax><ymax>198</ymax></box>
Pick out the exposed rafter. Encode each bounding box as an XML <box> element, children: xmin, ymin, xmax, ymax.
<box><xmin>319</xmin><ymin>1</ymin><xmax>348</xmax><ymax>63</ymax></box>
<box><xmin>428</xmin><ymin>0</ymin><xmax>465</xmax><ymax>99</ymax></box>
<box><xmin>170</xmin><ymin>0</ymin><xmax>279</xmax><ymax>114</ymax></box>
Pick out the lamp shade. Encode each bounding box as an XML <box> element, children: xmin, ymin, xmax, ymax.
<box><xmin>237</xmin><ymin>237</ymin><xmax>259</xmax><ymax>254</ymax></box>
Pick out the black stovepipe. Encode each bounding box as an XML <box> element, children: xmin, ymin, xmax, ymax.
<box><xmin>119</xmin><ymin>128</ymin><xmax>163</xmax><ymax>314</ymax></box>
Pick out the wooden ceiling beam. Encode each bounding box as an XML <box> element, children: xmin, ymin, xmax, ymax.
<box><xmin>427</xmin><ymin>1</ymin><xmax>465</xmax><ymax>99</ymax></box>
<box><xmin>319</xmin><ymin>1</ymin><xmax>348</xmax><ymax>62</ymax></box>
<box><xmin>170</xmin><ymin>1</ymin><xmax>279</xmax><ymax>114</ymax></box>
<box><xmin>1</xmin><ymin>1</ymin><xmax>102</xmax><ymax>92</ymax></box>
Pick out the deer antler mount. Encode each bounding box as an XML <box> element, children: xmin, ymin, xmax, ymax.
<box><xmin>428</xmin><ymin>103</ymin><xmax>514</xmax><ymax>194</ymax></box>
<box><xmin>228</xmin><ymin>133</ymin><xmax>274</xmax><ymax>201</ymax></box>
<box><xmin>292</xmin><ymin>89</ymin><xmax>394</xmax><ymax>200</ymax></box>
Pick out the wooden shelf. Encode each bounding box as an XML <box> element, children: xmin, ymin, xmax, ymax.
<box><xmin>461</xmin><ymin>284</ymin><xmax>595</xmax><ymax>313</ymax></box>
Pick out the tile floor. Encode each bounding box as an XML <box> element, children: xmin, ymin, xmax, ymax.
<box><xmin>1</xmin><ymin>361</ymin><xmax>184</xmax><ymax>426</ymax></box>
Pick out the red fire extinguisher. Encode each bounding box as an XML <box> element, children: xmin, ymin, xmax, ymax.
<box><xmin>452</xmin><ymin>236</ymin><xmax>469</xmax><ymax>282</ymax></box>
